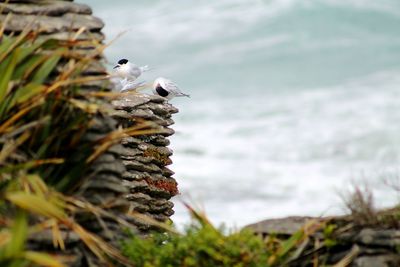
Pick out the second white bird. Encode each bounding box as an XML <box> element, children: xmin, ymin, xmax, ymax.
<box><xmin>153</xmin><ymin>77</ymin><xmax>190</xmax><ymax>100</ymax></box>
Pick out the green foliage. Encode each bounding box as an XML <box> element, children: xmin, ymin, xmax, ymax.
<box><xmin>122</xmin><ymin>223</ymin><xmax>270</xmax><ymax>267</ymax></box>
<box><xmin>1</xmin><ymin>211</ymin><xmax>27</xmax><ymax>260</ymax></box>
<box><xmin>0</xmin><ymin>31</ymin><xmax>93</xmax><ymax>190</ymax></box>
<box><xmin>121</xmin><ymin>207</ymin><xmax>330</xmax><ymax>267</ymax></box>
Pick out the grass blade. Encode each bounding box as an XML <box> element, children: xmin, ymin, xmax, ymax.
<box><xmin>0</xmin><ymin>101</ymin><xmax>41</xmax><ymax>134</ymax></box>
<box><xmin>0</xmin><ymin>159</ymin><xmax>64</xmax><ymax>174</ymax></box>
<box><xmin>6</xmin><ymin>83</ymin><xmax>47</xmax><ymax>111</ymax></box>
<box><xmin>3</xmin><ymin>211</ymin><xmax>27</xmax><ymax>258</ymax></box>
<box><xmin>333</xmin><ymin>245</ymin><xmax>360</xmax><ymax>267</ymax></box>
<box><xmin>23</xmin><ymin>251</ymin><xmax>65</xmax><ymax>267</ymax></box>
<box><xmin>32</xmin><ymin>51</ymin><xmax>63</xmax><ymax>84</ymax></box>
<box><xmin>6</xmin><ymin>192</ymin><xmax>66</xmax><ymax>221</ymax></box>
<box><xmin>0</xmin><ymin>50</ymin><xmax>18</xmax><ymax>102</ymax></box>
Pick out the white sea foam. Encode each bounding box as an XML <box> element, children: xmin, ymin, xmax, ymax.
<box><xmin>171</xmin><ymin>70</ymin><xmax>400</xmax><ymax>226</ymax></box>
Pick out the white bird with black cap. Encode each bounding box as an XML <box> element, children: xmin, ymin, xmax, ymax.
<box><xmin>153</xmin><ymin>77</ymin><xmax>190</xmax><ymax>100</ymax></box>
<box><xmin>113</xmin><ymin>58</ymin><xmax>149</xmax><ymax>81</ymax></box>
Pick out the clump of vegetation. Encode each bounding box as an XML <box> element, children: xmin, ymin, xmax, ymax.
<box><xmin>341</xmin><ymin>184</ymin><xmax>400</xmax><ymax>228</ymax></box>
<box><xmin>121</xmin><ymin>205</ymin><xmax>322</xmax><ymax>267</ymax></box>
<box><xmin>342</xmin><ymin>184</ymin><xmax>378</xmax><ymax>225</ymax></box>
<box><xmin>122</xmin><ymin>223</ymin><xmax>268</xmax><ymax>267</ymax></box>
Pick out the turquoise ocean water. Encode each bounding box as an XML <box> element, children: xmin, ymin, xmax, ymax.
<box><xmin>82</xmin><ymin>0</ymin><xmax>400</xmax><ymax>227</ymax></box>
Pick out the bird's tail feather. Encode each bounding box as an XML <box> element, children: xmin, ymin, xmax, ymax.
<box><xmin>178</xmin><ymin>93</ymin><xmax>190</xmax><ymax>98</ymax></box>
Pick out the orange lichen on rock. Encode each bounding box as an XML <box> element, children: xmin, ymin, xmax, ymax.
<box><xmin>143</xmin><ymin>148</ymin><xmax>172</xmax><ymax>166</ymax></box>
<box><xmin>144</xmin><ymin>177</ymin><xmax>179</xmax><ymax>196</ymax></box>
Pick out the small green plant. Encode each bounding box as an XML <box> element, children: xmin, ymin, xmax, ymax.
<box><xmin>323</xmin><ymin>223</ymin><xmax>338</xmax><ymax>248</ymax></box>
<box><xmin>122</xmin><ymin>220</ymin><xmax>270</xmax><ymax>267</ymax></box>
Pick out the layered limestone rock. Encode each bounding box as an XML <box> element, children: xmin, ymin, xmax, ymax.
<box><xmin>247</xmin><ymin>216</ymin><xmax>400</xmax><ymax>267</ymax></box>
<box><xmin>112</xmin><ymin>94</ymin><xmax>179</xmax><ymax>231</ymax></box>
<box><xmin>1</xmin><ymin>0</ymin><xmax>108</xmax><ymax>87</ymax></box>
<box><xmin>0</xmin><ymin>1</ymin><xmax>104</xmax><ymax>40</ymax></box>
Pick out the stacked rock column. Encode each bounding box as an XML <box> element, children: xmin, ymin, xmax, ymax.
<box><xmin>112</xmin><ymin>94</ymin><xmax>179</xmax><ymax>232</ymax></box>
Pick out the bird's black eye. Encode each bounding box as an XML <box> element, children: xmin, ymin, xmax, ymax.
<box><xmin>118</xmin><ymin>59</ymin><xmax>128</xmax><ymax>65</ymax></box>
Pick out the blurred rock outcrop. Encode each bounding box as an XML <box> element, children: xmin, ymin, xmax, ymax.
<box><xmin>247</xmin><ymin>215</ymin><xmax>400</xmax><ymax>267</ymax></box>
